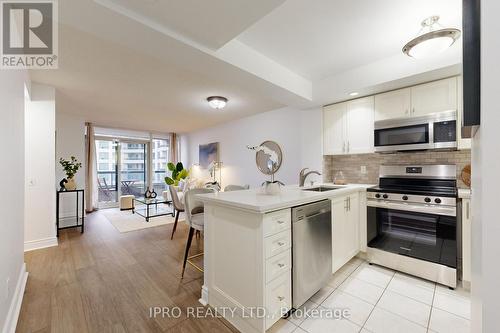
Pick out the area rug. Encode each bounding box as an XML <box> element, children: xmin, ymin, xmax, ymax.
<box><xmin>102</xmin><ymin>208</ymin><xmax>184</xmax><ymax>233</ymax></box>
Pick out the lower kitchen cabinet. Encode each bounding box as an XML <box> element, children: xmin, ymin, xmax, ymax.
<box><xmin>462</xmin><ymin>197</ymin><xmax>472</xmax><ymax>286</ymax></box>
<box><xmin>332</xmin><ymin>192</ymin><xmax>360</xmax><ymax>273</ymax></box>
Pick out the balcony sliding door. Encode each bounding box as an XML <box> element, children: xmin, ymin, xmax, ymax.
<box><xmin>120</xmin><ymin>141</ymin><xmax>148</xmax><ymax>198</ymax></box>
<box><xmin>95</xmin><ymin>139</ymin><xmax>119</xmax><ymax>207</ymax></box>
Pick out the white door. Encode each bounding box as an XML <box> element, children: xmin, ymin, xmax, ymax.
<box><xmin>411</xmin><ymin>77</ymin><xmax>457</xmax><ymax>116</ymax></box>
<box><xmin>374</xmin><ymin>88</ymin><xmax>411</xmax><ymax>121</ymax></box>
<box><xmin>346</xmin><ymin>96</ymin><xmax>375</xmax><ymax>154</ymax></box>
<box><xmin>331</xmin><ymin>195</ymin><xmax>348</xmax><ymax>273</ymax></box>
<box><xmin>323</xmin><ymin>103</ymin><xmax>347</xmax><ymax>155</ymax></box>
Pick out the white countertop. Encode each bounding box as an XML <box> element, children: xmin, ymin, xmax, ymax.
<box><xmin>197</xmin><ymin>183</ymin><xmax>375</xmax><ymax>213</ymax></box>
<box><xmin>458</xmin><ymin>188</ymin><xmax>471</xmax><ymax>199</ymax></box>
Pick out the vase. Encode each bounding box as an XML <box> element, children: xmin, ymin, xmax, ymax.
<box><xmin>144</xmin><ymin>187</ymin><xmax>152</xmax><ymax>198</ymax></box>
<box><xmin>66</xmin><ymin>177</ymin><xmax>77</xmax><ymax>190</ymax></box>
<box><xmin>263</xmin><ymin>181</ymin><xmax>281</xmax><ymax>195</ymax></box>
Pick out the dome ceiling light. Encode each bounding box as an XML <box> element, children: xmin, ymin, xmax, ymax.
<box><xmin>207</xmin><ymin>96</ymin><xmax>228</xmax><ymax>109</ymax></box>
<box><xmin>403</xmin><ymin>16</ymin><xmax>461</xmax><ymax>59</ymax></box>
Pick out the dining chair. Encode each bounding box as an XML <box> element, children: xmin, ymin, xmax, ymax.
<box><xmin>181</xmin><ymin>188</ymin><xmax>215</xmax><ymax>278</ymax></box>
<box><xmin>224</xmin><ymin>184</ymin><xmax>250</xmax><ymax>192</ymax></box>
<box><xmin>168</xmin><ymin>185</ymin><xmax>185</xmax><ymax>240</ymax></box>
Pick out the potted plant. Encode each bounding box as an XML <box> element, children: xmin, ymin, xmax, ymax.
<box><xmin>165</xmin><ymin>162</ymin><xmax>189</xmax><ymax>186</ymax></box>
<box><xmin>59</xmin><ymin>156</ymin><xmax>82</xmax><ymax>190</ymax></box>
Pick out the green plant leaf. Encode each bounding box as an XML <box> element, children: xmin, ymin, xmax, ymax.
<box><xmin>167</xmin><ymin>162</ymin><xmax>176</xmax><ymax>171</ymax></box>
<box><xmin>165</xmin><ymin>177</ymin><xmax>175</xmax><ymax>185</ymax></box>
<box><xmin>178</xmin><ymin>168</ymin><xmax>189</xmax><ymax>179</ymax></box>
<box><xmin>176</xmin><ymin>162</ymin><xmax>184</xmax><ymax>172</ymax></box>
<box><xmin>172</xmin><ymin>170</ymin><xmax>179</xmax><ymax>180</ymax></box>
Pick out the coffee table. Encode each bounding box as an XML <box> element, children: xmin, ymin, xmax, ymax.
<box><xmin>133</xmin><ymin>196</ymin><xmax>174</xmax><ymax>222</ymax></box>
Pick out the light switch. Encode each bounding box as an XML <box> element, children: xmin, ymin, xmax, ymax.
<box><xmin>28</xmin><ymin>179</ymin><xmax>36</xmax><ymax>186</ymax></box>
<box><xmin>360</xmin><ymin>166</ymin><xmax>367</xmax><ymax>174</ymax></box>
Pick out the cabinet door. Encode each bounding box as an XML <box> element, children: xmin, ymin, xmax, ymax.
<box><xmin>411</xmin><ymin>77</ymin><xmax>457</xmax><ymax>116</ymax></box>
<box><xmin>457</xmin><ymin>76</ymin><xmax>472</xmax><ymax>150</ymax></box>
<box><xmin>331</xmin><ymin>195</ymin><xmax>348</xmax><ymax>273</ymax></box>
<box><xmin>462</xmin><ymin>199</ymin><xmax>472</xmax><ymax>283</ymax></box>
<box><xmin>323</xmin><ymin>103</ymin><xmax>347</xmax><ymax>155</ymax></box>
<box><xmin>346</xmin><ymin>97</ymin><xmax>375</xmax><ymax>154</ymax></box>
<box><xmin>374</xmin><ymin>88</ymin><xmax>411</xmax><ymax>121</ymax></box>
<box><xmin>345</xmin><ymin>193</ymin><xmax>360</xmax><ymax>260</ymax></box>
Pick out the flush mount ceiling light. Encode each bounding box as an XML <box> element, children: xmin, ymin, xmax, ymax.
<box><xmin>403</xmin><ymin>16</ymin><xmax>461</xmax><ymax>59</ymax></box>
<box><xmin>207</xmin><ymin>96</ymin><xmax>228</xmax><ymax>109</ymax></box>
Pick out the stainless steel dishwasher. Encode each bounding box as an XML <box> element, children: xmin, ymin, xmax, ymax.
<box><xmin>292</xmin><ymin>199</ymin><xmax>332</xmax><ymax>308</ymax></box>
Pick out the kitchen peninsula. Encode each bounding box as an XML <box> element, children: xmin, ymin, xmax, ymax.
<box><xmin>197</xmin><ymin>184</ymin><xmax>373</xmax><ymax>333</ymax></box>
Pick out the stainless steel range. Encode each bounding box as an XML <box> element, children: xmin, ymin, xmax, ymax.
<box><xmin>366</xmin><ymin>165</ymin><xmax>458</xmax><ymax>288</ymax></box>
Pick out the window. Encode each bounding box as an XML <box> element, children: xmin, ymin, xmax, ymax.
<box><xmin>152</xmin><ymin>138</ymin><xmax>169</xmax><ymax>193</ymax></box>
<box><xmin>99</xmin><ymin>152</ymin><xmax>108</xmax><ymax>160</ymax></box>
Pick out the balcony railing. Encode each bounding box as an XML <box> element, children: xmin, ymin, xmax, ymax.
<box><xmin>97</xmin><ymin>170</ymin><xmax>167</xmax><ymax>202</ymax></box>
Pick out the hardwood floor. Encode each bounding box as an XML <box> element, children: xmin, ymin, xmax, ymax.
<box><xmin>16</xmin><ymin>210</ymin><xmax>237</xmax><ymax>333</ymax></box>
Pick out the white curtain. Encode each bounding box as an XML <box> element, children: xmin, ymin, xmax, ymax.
<box><xmin>170</xmin><ymin>133</ymin><xmax>178</xmax><ymax>164</ymax></box>
<box><xmin>85</xmin><ymin>123</ymin><xmax>98</xmax><ymax>212</ymax></box>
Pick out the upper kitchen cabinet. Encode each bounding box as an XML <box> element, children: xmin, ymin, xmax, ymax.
<box><xmin>411</xmin><ymin>77</ymin><xmax>457</xmax><ymax>117</ymax></box>
<box><xmin>323</xmin><ymin>96</ymin><xmax>374</xmax><ymax>155</ymax></box>
<box><xmin>323</xmin><ymin>102</ymin><xmax>347</xmax><ymax>155</ymax></box>
<box><xmin>374</xmin><ymin>88</ymin><xmax>411</xmax><ymax>121</ymax></box>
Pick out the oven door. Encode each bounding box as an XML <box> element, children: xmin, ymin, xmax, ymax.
<box><xmin>367</xmin><ymin>201</ymin><xmax>457</xmax><ymax>268</ymax></box>
<box><xmin>374</xmin><ymin>123</ymin><xmax>433</xmax><ymax>152</ymax></box>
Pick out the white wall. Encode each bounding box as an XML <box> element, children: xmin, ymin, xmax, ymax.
<box><xmin>186</xmin><ymin>107</ymin><xmax>323</xmax><ymax>188</ymax></box>
<box><xmin>471</xmin><ymin>0</ymin><xmax>500</xmax><ymax>331</ymax></box>
<box><xmin>0</xmin><ymin>71</ymin><xmax>28</xmax><ymax>333</ymax></box>
<box><xmin>24</xmin><ymin>84</ymin><xmax>57</xmax><ymax>251</ymax></box>
<box><xmin>55</xmin><ymin>111</ymin><xmax>86</xmax><ymax>219</ymax></box>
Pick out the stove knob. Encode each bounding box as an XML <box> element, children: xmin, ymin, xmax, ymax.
<box><xmin>382</xmin><ymin>194</ymin><xmax>389</xmax><ymax>199</ymax></box>
<box><xmin>435</xmin><ymin>198</ymin><xmax>442</xmax><ymax>204</ymax></box>
<box><xmin>402</xmin><ymin>195</ymin><xmax>408</xmax><ymax>201</ymax></box>
<box><xmin>424</xmin><ymin>197</ymin><xmax>431</xmax><ymax>203</ymax></box>
<box><xmin>375</xmin><ymin>193</ymin><xmax>381</xmax><ymax>199</ymax></box>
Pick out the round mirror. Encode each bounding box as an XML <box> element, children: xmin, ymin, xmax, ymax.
<box><xmin>255</xmin><ymin>141</ymin><xmax>283</xmax><ymax>176</ymax></box>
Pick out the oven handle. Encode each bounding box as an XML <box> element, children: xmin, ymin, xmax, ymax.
<box><xmin>367</xmin><ymin>200</ymin><xmax>456</xmax><ymax>217</ymax></box>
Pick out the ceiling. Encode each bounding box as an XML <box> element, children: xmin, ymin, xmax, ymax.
<box><xmin>238</xmin><ymin>0</ymin><xmax>462</xmax><ymax>80</ymax></box>
<box><xmin>29</xmin><ymin>0</ymin><xmax>462</xmax><ymax>133</ymax></box>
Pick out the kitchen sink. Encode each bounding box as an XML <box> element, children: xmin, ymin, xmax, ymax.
<box><xmin>302</xmin><ymin>186</ymin><xmax>341</xmax><ymax>192</ymax></box>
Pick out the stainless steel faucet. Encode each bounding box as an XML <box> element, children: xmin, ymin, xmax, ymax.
<box><xmin>299</xmin><ymin>168</ymin><xmax>321</xmax><ymax>187</ymax></box>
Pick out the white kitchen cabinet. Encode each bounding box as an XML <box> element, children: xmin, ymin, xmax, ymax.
<box><xmin>411</xmin><ymin>77</ymin><xmax>457</xmax><ymax>117</ymax></box>
<box><xmin>332</xmin><ymin>192</ymin><xmax>360</xmax><ymax>273</ymax></box>
<box><xmin>462</xmin><ymin>198</ymin><xmax>472</xmax><ymax>286</ymax></box>
<box><xmin>323</xmin><ymin>97</ymin><xmax>374</xmax><ymax>155</ymax></box>
<box><xmin>346</xmin><ymin>97</ymin><xmax>375</xmax><ymax>154</ymax></box>
<box><xmin>323</xmin><ymin>102</ymin><xmax>347</xmax><ymax>155</ymax></box>
<box><xmin>374</xmin><ymin>88</ymin><xmax>411</xmax><ymax>121</ymax></box>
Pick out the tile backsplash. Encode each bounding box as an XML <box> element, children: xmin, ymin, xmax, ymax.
<box><xmin>323</xmin><ymin>150</ymin><xmax>471</xmax><ymax>188</ymax></box>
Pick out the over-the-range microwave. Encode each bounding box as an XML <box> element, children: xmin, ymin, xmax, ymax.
<box><xmin>374</xmin><ymin>110</ymin><xmax>457</xmax><ymax>153</ymax></box>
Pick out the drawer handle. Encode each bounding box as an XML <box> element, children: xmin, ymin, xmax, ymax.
<box><xmin>277</xmin><ymin>263</ymin><xmax>285</xmax><ymax>268</ymax></box>
<box><xmin>277</xmin><ymin>241</ymin><xmax>285</xmax><ymax>246</ymax></box>
<box><xmin>277</xmin><ymin>296</ymin><xmax>285</xmax><ymax>301</ymax></box>
<box><xmin>277</xmin><ymin>220</ymin><xmax>285</xmax><ymax>224</ymax></box>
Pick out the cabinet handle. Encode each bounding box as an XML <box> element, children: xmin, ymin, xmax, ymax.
<box><xmin>347</xmin><ymin>141</ymin><xmax>350</xmax><ymax>152</ymax></box>
<box><xmin>412</xmin><ymin>107</ymin><xmax>415</xmax><ymax>114</ymax></box>
<box><xmin>277</xmin><ymin>220</ymin><xmax>285</xmax><ymax>224</ymax></box>
<box><xmin>343</xmin><ymin>142</ymin><xmax>346</xmax><ymax>153</ymax></box>
<box><xmin>348</xmin><ymin>197</ymin><xmax>351</xmax><ymax>211</ymax></box>
<box><xmin>466</xmin><ymin>202</ymin><xmax>470</xmax><ymax>220</ymax></box>
<box><xmin>277</xmin><ymin>296</ymin><xmax>285</xmax><ymax>301</ymax></box>
<box><xmin>278</xmin><ymin>263</ymin><xmax>285</xmax><ymax>268</ymax></box>
<box><xmin>344</xmin><ymin>199</ymin><xmax>348</xmax><ymax>211</ymax></box>
<box><xmin>277</xmin><ymin>241</ymin><xmax>285</xmax><ymax>246</ymax></box>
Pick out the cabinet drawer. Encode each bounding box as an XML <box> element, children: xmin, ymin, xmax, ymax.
<box><xmin>266</xmin><ymin>250</ymin><xmax>292</xmax><ymax>283</ymax></box>
<box><xmin>265</xmin><ymin>230</ymin><xmax>291</xmax><ymax>259</ymax></box>
<box><xmin>265</xmin><ymin>272</ymin><xmax>291</xmax><ymax>330</ymax></box>
<box><xmin>263</xmin><ymin>209</ymin><xmax>291</xmax><ymax>237</ymax></box>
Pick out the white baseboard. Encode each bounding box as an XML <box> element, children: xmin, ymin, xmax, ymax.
<box><xmin>24</xmin><ymin>237</ymin><xmax>58</xmax><ymax>252</ymax></box>
<box><xmin>2</xmin><ymin>263</ymin><xmax>28</xmax><ymax>333</ymax></box>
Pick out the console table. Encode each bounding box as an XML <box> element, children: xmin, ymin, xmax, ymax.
<box><xmin>56</xmin><ymin>189</ymin><xmax>85</xmax><ymax>236</ymax></box>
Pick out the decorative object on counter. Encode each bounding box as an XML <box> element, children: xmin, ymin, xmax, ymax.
<box><xmin>333</xmin><ymin>171</ymin><xmax>347</xmax><ymax>185</ymax></box>
<box><xmin>165</xmin><ymin>162</ymin><xmax>190</xmax><ymax>186</ymax></box>
<box><xmin>150</xmin><ymin>189</ymin><xmax>157</xmax><ymax>198</ymax></box>
<box><xmin>59</xmin><ymin>156</ymin><xmax>82</xmax><ymax>191</ymax></box>
<box><xmin>204</xmin><ymin>161</ymin><xmax>223</xmax><ymax>191</ymax></box>
<box><xmin>461</xmin><ymin>164</ymin><xmax>471</xmax><ymax>188</ymax></box>
<box><xmin>199</xmin><ymin>142</ymin><xmax>219</xmax><ymax>168</ymax></box>
<box><xmin>247</xmin><ymin>141</ymin><xmax>284</xmax><ymax>195</ymax></box>
<box><xmin>144</xmin><ymin>187</ymin><xmax>152</xmax><ymax>199</ymax></box>
<box><xmin>59</xmin><ymin>178</ymin><xmax>68</xmax><ymax>191</ymax></box>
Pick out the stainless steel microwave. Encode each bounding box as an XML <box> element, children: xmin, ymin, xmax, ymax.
<box><xmin>374</xmin><ymin>110</ymin><xmax>457</xmax><ymax>153</ymax></box>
